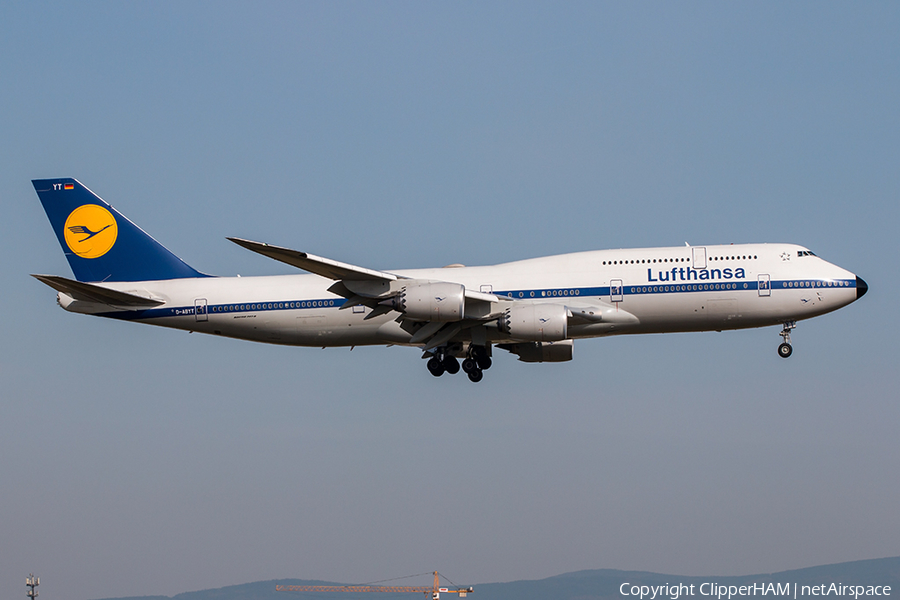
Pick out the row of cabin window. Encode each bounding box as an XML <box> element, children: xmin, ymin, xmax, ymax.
<box><xmin>784</xmin><ymin>280</ymin><xmax>848</xmax><ymax>288</ymax></box>
<box><xmin>210</xmin><ymin>300</ymin><xmax>336</xmax><ymax>313</ymax></box>
<box><xmin>712</xmin><ymin>255</ymin><xmax>758</xmax><ymax>261</ymax></box>
<box><xmin>602</xmin><ymin>255</ymin><xmax>758</xmax><ymax>266</ymax></box>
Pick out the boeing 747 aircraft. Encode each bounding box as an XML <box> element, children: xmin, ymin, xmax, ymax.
<box><xmin>32</xmin><ymin>178</ymin><xmax>868</xmax><ymax>382</ymax></box>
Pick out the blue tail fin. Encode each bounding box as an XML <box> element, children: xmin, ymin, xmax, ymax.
<box><xmin>33</xmin><ymin>178</ymin><xmax>208</xmax><ymax>282</ymax></box>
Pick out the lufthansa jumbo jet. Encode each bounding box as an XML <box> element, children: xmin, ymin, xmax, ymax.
<box><xmin>32</xmin><ymin>178</ymin><xmax>868</xmax><ymax>382</ymax></box>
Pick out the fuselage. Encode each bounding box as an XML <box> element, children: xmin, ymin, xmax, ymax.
<box><xmin>33</xmin><ymin>178</ymin><xmax>870</xmax><ymax>381</ymax></box>
<box><xmin>61</xmin><ymin>242</ymin><xmax>864</xmax><ymax>348</ymax></box>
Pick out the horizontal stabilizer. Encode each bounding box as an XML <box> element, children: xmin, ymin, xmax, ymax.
<box><xmin>31</xmin><ymin>274</ymin><xmax>165</xmax><ymax>308</ymax></box>
<box><xmin>228</xmin><ymin>238</ymin><xmax>400</xmax><ymax>281</ymax></box>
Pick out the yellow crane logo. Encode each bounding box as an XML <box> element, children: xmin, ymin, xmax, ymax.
<box><xmin>63</xmin><ymin>204</ymin><xmax>118</xmax><ymax>259</ymax></box>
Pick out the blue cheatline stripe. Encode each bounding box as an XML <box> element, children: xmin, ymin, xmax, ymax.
<box><xmin>93</xmin><ymin>277</ymin><xmax>858</xmax><ymax>322</ymax></box>
<box><xmin>100</xmin><ymin>297</ymin><xmax>344</xmax><ymax>320</ymax></box>
<box><xmin>491</xmin><ymin>277</ymin><xmax>855</xmax><ymax>300</ymax></box>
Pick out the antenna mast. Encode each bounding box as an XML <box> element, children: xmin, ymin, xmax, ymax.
<box><xmin>27</xmin><ymin>574</ymin><xmax>40</xmax><ymax>600</ymax></box>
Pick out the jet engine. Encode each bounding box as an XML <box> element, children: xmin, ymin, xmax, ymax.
<box><xmin>501</xmin><ymin>339</ymin><xmax>574</xmax><ymax>362</ymax></box>
<box><xmin>382</xmin><ymin>282</ymin><xmax>465</xmax><ymax>321</ymax></box>
<box><xmin>498</xmin><ymin>303</ymin><xmax>568</xmax><ymax>341</ymax></box>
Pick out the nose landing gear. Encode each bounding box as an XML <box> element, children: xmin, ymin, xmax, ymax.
<box><xmin>778</xmin><ymin>321</ymin><xmax>796</xmax><ymax>358</ymax></box>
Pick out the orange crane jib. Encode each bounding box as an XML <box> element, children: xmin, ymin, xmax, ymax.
<box><xmin>275</xmin><ymin>572</ymin><xmax>472</xmax><ymax>599</ymax></box>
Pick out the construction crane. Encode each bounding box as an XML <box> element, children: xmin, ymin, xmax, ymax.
<box><xmin>276</xmin><ymin>572</ymin><xmax>472</xmax><ymax>599</ymax></box>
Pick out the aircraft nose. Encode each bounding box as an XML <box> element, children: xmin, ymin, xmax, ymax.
<box><xmin>856</xmin><ymin>276</ymin><xmax>868</xmax><ymax>299</ymax></box>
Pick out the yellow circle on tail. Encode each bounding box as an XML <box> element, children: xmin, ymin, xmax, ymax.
<box><xmin>64</xmin><ymin>205</ymin><xmax>118</xmax><ymax>259</ymax></box>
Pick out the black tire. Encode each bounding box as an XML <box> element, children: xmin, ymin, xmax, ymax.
<box><xmin>462</xmin><ymin>358</ymin><xmax>477</xmax><ymax>374</ymax></box>
<box><xmin>427</xmin><ymin>357</ymin><xmax>445</xmax><ymax>376</ymax></box>
<box><xmin>443</xmin><ymin>356</ymin><xmax>460</xmax><ymax>374</ymax></box>
<box><xmin>778</xmin><ymin>343</ymin><xmax>793</xmax><ymax>358</ymax></box>
<box><xmin>467</xmin><ymin>368</ymin><xmax>484</xmax><ymax>383</ymax></box>
<box><xmin>473</xmin><ymin>346</ymin><xmax>492</xmax><ymax>370</ymax></box>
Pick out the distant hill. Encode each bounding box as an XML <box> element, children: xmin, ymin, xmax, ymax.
<box><xmin>95</xmin><ymin>556</ymin><xmax>900</xmax><ymax>600</ymax></box>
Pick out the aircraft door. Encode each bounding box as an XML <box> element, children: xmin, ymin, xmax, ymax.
<box><xmin>692</xmin><ymin>247</ymin><xmax>707</xmax><ymax>269</ymax></box>
<box><xmin>758</xmin><ymin>274</ymin><xmax>771</xmax><ymax>297</ymax></box>
<box><xmin>610</xmin><ymin>279</ymin><xmax>624</xmax><ymax>303</ymax></box>
<box><xmin>195</xmin><ymin>298</ymin><xmax>208</xmax><ymax>321</ymax></box>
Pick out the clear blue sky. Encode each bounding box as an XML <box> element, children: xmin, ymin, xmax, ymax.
<box><xmin>2</xmin><ymin>3</ymin><xmax>898</xmax><ymax>599</ymax></box>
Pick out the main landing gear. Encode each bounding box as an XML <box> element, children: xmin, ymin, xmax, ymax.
<box><xmin>426</xmin><ymin>354</ymin><xmax>459</xmax><ymax>376</ymax></box>
<box><xmin>778</xmin><ymin>321</ymin><xmax>796</xmax><ymax>358</ymax></box>
<box><xmin>426</xmin><ymin>345</ymin><xmax>492</xmax><ymax>382</ymax></box>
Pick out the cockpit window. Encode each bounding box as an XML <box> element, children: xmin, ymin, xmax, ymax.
<box><xmin>798</xmin><ymin>250</ymin><xmax>817</xmax><ymax>257</ymax></box>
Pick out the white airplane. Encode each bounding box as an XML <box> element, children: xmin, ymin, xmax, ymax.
<box><xmin>32</xmin><ymin>178</ymin><xmax>868</xmax><ymax>382</ymax></box>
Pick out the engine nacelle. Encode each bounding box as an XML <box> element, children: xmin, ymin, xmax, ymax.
<box><xmin>383</xmin><ymin>282</ymin><xmax>465</xmax><ymax>321</ymax></box>
<box><xmin>498</xmin><ymin>303</ymin><xmax>568</xmax><ymax>341</ymax></box>
<box><xmin>503</xmin><ymin>340</ymin><xmax>574</xmax><ymax>363</ymax></box>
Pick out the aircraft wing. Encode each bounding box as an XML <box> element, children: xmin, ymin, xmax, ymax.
<box><xmin>229</xmin><ymin>238</ymin><xmax>521</xmax><ymax>349</ymax></box>
<box><xmin>227</xmin><ymin>238</ymin><xmax>400</xmax><ymax>281</ymax></box>
<box><xmin>32</xmin><ymin>274</ymin><xmax>165</xmax><ymax>308</ymax></box>
<box><xmin>228</xmin><ymin>237</ymin><xmax>511</xmax><ymax>305</ymax></box>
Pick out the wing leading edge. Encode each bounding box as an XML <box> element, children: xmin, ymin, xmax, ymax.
<box><xmin>227</xmin><ymin>237</ymin><xmax>401</xmax><ymax>282</ymax></box>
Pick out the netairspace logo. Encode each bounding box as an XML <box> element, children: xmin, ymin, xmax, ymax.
<box><xmin>620</xmin><ymin>583</ymin><xmax>892</xmax><ymax>600</ymax></box>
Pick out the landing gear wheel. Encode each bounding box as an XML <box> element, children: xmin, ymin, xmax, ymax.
<box><xmin>461</xmin><ymin>358</ymin><xmax>477</xmax><ymax>374</ymax></box>
<box><xmin>778</xmin><ymin>321</ymin><xmax>796</xmax><ymax>359</ymax></box>
<box><xmin>442</xmin><ymin>355</ymin><xmax>460</xmax><ymax>374</ymax></box>
<box><xmin>427</xmin><ymin>357</ymin><xmax>445</xmax><ymax>376</ymax></box>
<box><xmin>467</xmin><ymin>368</ymin><xmax>484</xmax><ymax>383</ymax></box>
<box><xmin>471</xmin><ymin>345</ymin><xmax>492</xmax><ymax>370</ymax></box>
